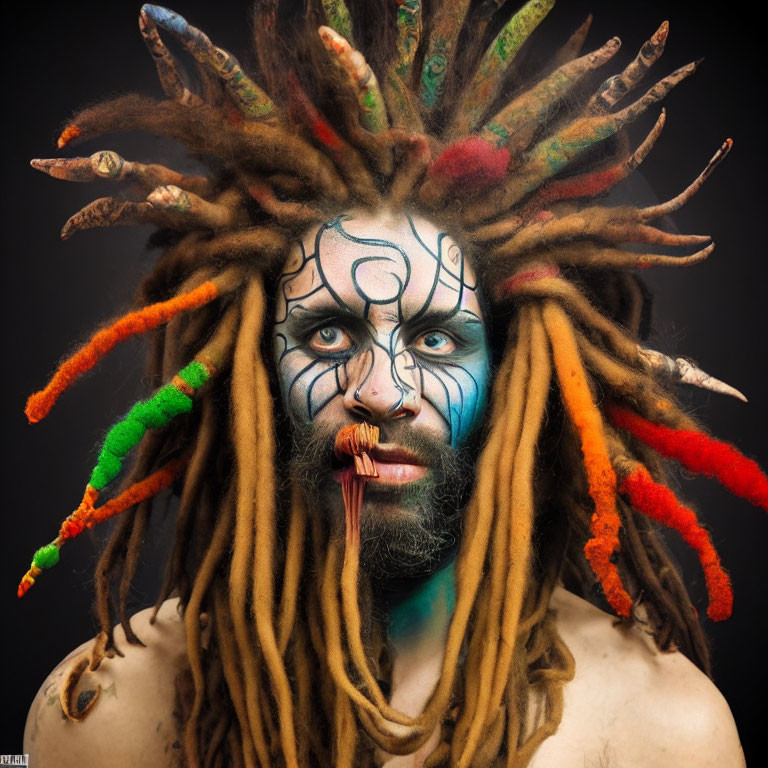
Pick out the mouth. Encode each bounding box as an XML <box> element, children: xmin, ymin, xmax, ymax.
<box><xmin>333</xmin><ymin>442</ymin><xmax>429</xmax><ymax>486</ymax></box>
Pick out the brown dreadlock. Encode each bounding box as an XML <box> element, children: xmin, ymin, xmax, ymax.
<box><xmin>22</xmin><ymin>1</ymin><xmax>767</xmax><ymax>766</ymax></box>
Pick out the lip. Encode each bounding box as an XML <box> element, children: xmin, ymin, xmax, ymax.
<box><xmin>369</xmin><ymin>443</ymin><xmax>424</xmax><ymax>465</ymax></box>
<box><xmin>333</xmin><ymin>442</ymin><xmax>428</xmax><ymax>486</ymax></box>
<box><xmin>368</xmin><ymin>461</ymin><xmax>428</xmax><ymax>485</ymax></box>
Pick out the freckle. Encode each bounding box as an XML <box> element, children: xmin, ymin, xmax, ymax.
<box><xmin>172</xmin><ymin>740</ymin><xmax>182</xmax><ymax>749</ymax></box>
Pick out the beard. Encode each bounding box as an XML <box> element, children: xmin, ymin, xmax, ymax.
<box><xmin>289</xmin><ymin>419</ymin><xmax>478</xmax><ymax>581</ymax></box>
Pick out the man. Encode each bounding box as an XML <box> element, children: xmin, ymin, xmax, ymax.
<box><xmin>20</xmin><ymin>1</ymin><xmax>756</xmax><ymax>765</ymax></box>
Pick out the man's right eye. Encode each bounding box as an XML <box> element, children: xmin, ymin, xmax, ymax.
<box><xmin>307</xmin><ymin>325</ymin><xmax>354</xmax><ymax>355</ymax></box>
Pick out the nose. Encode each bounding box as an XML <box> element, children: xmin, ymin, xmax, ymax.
<box><xmin>343</xmin><ymin>346</ymin><xmax>420</xmax><ymax>422</ymax></box>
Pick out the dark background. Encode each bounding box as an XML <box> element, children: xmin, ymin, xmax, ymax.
<box><xmin>2</xmin><ymin>0</ymin><xmax>766</xmax><ymax>764</ymax></box>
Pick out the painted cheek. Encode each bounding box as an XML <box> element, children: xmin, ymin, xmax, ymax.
<box><xmin>451</xmin><ymin>355</ymin><xmax>491</xmax><ymax>447</ymax></box>
<box><xmin>275</xmin><ymin>344</ymin><xmax>346</xmax><ymax>424</ymax></box>
<box><xmin>464</xmin><ymin>356</ymin><xmax>491</xmax><ymax>444</ymax></box>
<box><xmin>420</xmin><ymin>351</ymin><xmax>490</xmax><ymax>449</ymax></box>
<box><xmin>391</xmin><ymin>347</ymin><xmax>422</xmax><ymax>407</ymax></box>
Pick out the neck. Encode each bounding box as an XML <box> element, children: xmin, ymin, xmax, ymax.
<box><xmin>373</xmin><ymin>558</ymin><xmax>456</xmax><ymax>766</ymax></box>
<box><xmin>384</xmin><ymin>557</ymin><xmax>456</xmax><ymax>653</ymax></box>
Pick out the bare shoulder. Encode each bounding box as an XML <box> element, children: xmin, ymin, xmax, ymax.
<box><xmin>536</xmin><ymin>587</ymin><xmax>745</xmax><ymax>768</ymax></box>
<box><xmin>24</xmin><ymin>599</ymin><xmax>190</xmax><ymax>768</ymax></box>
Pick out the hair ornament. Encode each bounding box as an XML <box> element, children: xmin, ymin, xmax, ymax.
<box><xmin>31</xmin><ymin>151</ymin><xmax>210</xmax><ymax>195</ymax></box>
<box><xmin>318</xmin><ymin>26</ymin><xmax>388</xmax><ymax>133</ymax></box>
<box><xmin>141</xmin><ymin>4</ymin><xmax>276</xmax><ymax>120</ymax></box>
<box><xmin>638</xmin><ymin>347</ymin><xmax>747</xmax><ymax>402</ymax></box>
<box><xmin>585</xmin><ymin>20</ymin><xmax>669</xmax><ymax>115</ymax></box>
<box><xmin>25</xmin><ymin>268</ymin><xmax>241</xmax><ymax>424</ymax></box>
<box><xmin>19</xmin><ymin>306</ymin><xmax>239</xmax><ymax>597</ymax></box>
<box><xmin>455</xmin><ymin>0</ymin><xmax>556</xmax><ymax>134</ymax></box>
<box><xmin>616</xmin><ymin>459</ymin><xmax>732</xmax><ymax>621</ymax></box>
<box><xmin>607</xmin><ymin>403</ymin><xmax>768</xmax><ymax>512</ymax></box>
<box><xmin>419</xmin><ymin>0</ymin><xmax>471</xmax><ymax>107</ymax></box>
<box><xmin>18</xmin><ymin>455</ymin><xmax>188</xmax><ymax>598</ymax></box>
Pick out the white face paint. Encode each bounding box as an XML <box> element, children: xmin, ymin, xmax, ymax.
<box><xmin>273</xmin><ymin>210</ymin><xmax>491</xmax><ymax>451</ymax></box>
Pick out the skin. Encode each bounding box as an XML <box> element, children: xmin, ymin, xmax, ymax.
<box><xmin>24</xmin><ymin>593</ymin><xmax>746</xmax><ymax>768</ymax></box>
<box><xmin>24</xmin><ymin>600</ymin><xmax>189</xmax><ymax>768</ymax></box>
<box><xmin>24</xmin><ymin>210</ymin><xmax>746</xmax><ymax>767</ymax></box>
<box><xmin>273</xmin><ymin>209</ymin><xmax>490</xmax><ymax>449</ymax></box>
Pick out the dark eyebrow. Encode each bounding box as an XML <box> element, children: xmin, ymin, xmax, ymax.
<box><xmin>281</xmin><ymin>304</ymin><xmax>485</xmax><ymax>339</ymax></box>
<box><xmin>285</xmin><ymin>290</ymin><xmax>350</xmax><ymax>316</ymax></box>
<box><xmin>283</xmin><ymin>303</ymin><xmax>365</xmax><ymax>335</ymax></box>
<box><xmin>404</xmin><ymin>308</ymin><xmax>484</xmax><ymax>329</ymax></box>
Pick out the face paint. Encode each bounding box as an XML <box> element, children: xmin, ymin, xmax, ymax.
<box><xmin>274</xmin><ymin>209</ymin><xmax>491</xmax><ymax>578</ymax></box>
<box><xmin>273</xmin><ymin>210</ymin><xmax>491</xmax><ymax>450</ymax></box>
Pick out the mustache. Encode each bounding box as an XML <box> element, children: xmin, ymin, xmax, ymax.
<box><xmin>290</xmin><ymin>420</ymin><xmax>452</xmax><ymax>473</ymax></box>
<box><xmin>287</xmin><ymin>418</ymin><xmax>479</xmax><ymax>579</ymax></box>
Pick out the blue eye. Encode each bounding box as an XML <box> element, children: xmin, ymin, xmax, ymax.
<box><xmin>308</xmin><ymin>325</ymin><xmax>353</xmax><ymax>354</ymax></box>
<box><xmin>414</xmin><ymin>330</ymin><xmax>456</xmax><ymax>355</ymax></box>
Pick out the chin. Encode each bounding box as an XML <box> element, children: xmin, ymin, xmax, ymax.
<box><xmin>307</xmin><ymin>468</ymin><xmax>463</xmax><ymax>580</ymax></box>
<box><xmin>360</xmin><ymin>495</ymin><xmax>423</xmax><ymax>525</ymax></box>
<box><xmin>318</xmin><ymin>480</ymin><xmax>423</xmax><ymax>525</ymax></box>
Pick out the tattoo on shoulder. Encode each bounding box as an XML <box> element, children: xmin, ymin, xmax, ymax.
<box><xmin>75</xmin><ymin>689</ymin><xmax>98</xmax><ymax>716</ymax></box>
<box><xmin>102</xmin><ymin>681</ymin><xmax>117</xmax><ymax>698</ymax></box>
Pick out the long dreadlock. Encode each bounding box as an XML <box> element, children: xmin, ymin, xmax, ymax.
<box><xmin>20</xmin><ymin>1</ymin><xmax>768</xmax><ymax>766</ymax></box>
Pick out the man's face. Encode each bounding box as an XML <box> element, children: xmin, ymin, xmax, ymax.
<box><xmin>273</xmin><ymin>210</ymin><xmax>491</xmax><ymax>577</ymax></box>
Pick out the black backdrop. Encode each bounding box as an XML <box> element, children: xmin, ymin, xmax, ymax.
<box><xmin>2</xmin><ymin>1</ymin><xmax>766</xmax><ymax>764</ymax></box>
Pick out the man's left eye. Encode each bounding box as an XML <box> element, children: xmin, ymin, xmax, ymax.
<box><xmin>413</xmin><ymin>330</ymin><xmax>456</xmax><ymax>355</ymax></box>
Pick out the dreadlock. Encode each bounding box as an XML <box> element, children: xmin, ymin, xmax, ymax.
<box><xmin>20</xmin><ymin>1</ymin><xmax>768</xmax><ymax>766</ymax></box>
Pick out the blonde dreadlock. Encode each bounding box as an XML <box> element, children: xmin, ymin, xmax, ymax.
<box><xmin>21</xmin><ymin>1</ymin><xmax>768</xmax><ymax>766</ymax></box>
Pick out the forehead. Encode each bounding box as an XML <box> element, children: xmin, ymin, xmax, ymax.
<box><xmin>277</xmin><ymin>210</ymin><xmax>480</xmax><ymax>319</ymax></box>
